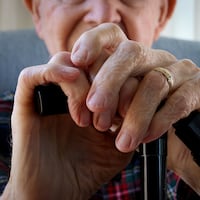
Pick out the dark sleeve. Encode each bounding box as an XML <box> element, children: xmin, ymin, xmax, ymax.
<box><xmin>0</xmin><ymin>158</ymin><xmax>10</xmax><ymax>195</ymax></box>
<box><xmin>0</xmin><ymin>92</ymin><xmax>13</xmax><ymax>195</ymax></box>
<box><xmin>177</xmin><ymin>179</ymin><xmax>200</xmax><ymax>200</ymax></box>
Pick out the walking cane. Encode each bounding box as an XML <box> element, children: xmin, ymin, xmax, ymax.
<box><xmin>140</xmin><ymin>111</ymin><xmax>200</xmax><ymax>200</ymax></box>
<box><xmin>139</xmin><ymin>134</ymin><xmax>167</xmax><ymax>200</ymax></box>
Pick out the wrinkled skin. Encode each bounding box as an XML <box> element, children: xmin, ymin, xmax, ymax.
<box><xmin>26</xmin><ymin>0</ymin><xmax>171</xmax><ymax>54</ymax></box>
<box><xmin>69</xmin><ymin>25</ymin><xmax>200</xmax><ymax>193</ymax></box>
<box><xmin>1</xmin><ymin>0</ymin><xmax>200</xmax><ymax>199</ymax></box>
<box><xmin>3</xmin><ymin>53</ymin><xmax>133</xmax><ymax>200</ymax></box>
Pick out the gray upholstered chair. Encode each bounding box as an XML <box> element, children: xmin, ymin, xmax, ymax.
<box><xmin>0</xmin><ymin>29</ymin><xmax>200</xmax><ymax>94</ymax></box>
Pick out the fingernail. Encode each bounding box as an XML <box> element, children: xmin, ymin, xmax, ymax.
<box><xmin>71</xmin><ymin>46</ymin><xmax>88</xmax><ymax>65</ymax></box>
<box><xmin>87</xmin><ymin>93</ymin><xmax>106</xmax><ymax>111</ymax></box>
<box><xmin>116</xmin><ymin>133</ymin><xmax>132</xmax><ymax>152</ymax></box>
<box><xmin>96</xmin><ymin>111</ymin><xmax>112</xmax><ymax>131</ymax></box>
<box><xmin>116</xmin><ymin>132</ymin><xmax>140</xmax><ymax>152</ymax></box>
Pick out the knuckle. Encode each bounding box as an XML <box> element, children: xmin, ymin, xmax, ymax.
<box><xmin>119</xmin><ymin>40</ymin><xmax>143</xmax><ymax>56</ymax></box>
<box><xmin>178</xmin><ymin>59</ymin><xmax>200</xmax><ymax>74</ymax></box>
<box><xmin>99</xmin><ymin>22</ymin><xmax>120</xmax><ymax>31</ymax></box>
<box><xmin>77</xmin><ymin>30</ymin><xmax>97</xmax><ymax>47</ymax></box>
<box><xmin>180</xmin><ymin>59</ymin><xmax>196</xmax><ymax>68</ymax></box>
<box><xmin>98</xmin><ymin>23</ymin><xmax>126</xmax><ymax>38</ymax></box>
<box><xmin>158</xmin><ymin>50</ymin><xmax>177</xmax><ymax>64</ymax></box>
<box><xmin>81</xmin><ymin>30</ymin><xmax>94</xmax><ymax>41</ymax></box>
<box><xmin>117</xmin><ymin>40</ymin><xmax>146</xmax><ymax>66</ymax></box>
<box><xmin>18</xmin><ymin>67</ymin><xmax>30</xmax><ymax>83</ymax></box>
<box><xmin>167</xmin><ymin>93</ymin><xmax>194</xmax><ymax>119</ymax></box>
<box><xmin>82</xmin><ymin>23</ymin><xmax>120</xmax><ymax>42</ymax></box>
<box><xmin>49</xmin><ymin>52</ymin><xmax>69</xmax><ymax>64</ymax></box>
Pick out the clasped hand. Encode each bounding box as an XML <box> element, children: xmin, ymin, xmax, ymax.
<box><xmin>4</xmin><ymin>23</ymin><xmax>200</xmax><ymax>199</ymax></box>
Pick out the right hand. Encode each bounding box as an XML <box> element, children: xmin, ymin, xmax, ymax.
<box><xmin>2</xmin><ymin>52</ymin><xmax>133</xmax><ymax>200</ymax></box>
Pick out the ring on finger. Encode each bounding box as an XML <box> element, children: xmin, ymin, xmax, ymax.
<box><xmin>153</xmin><ymin>67</ymin><xmax>174</xmax><ymax>89</ymax></box>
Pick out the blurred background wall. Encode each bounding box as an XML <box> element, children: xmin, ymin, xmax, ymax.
<box><xmin>0</xmin><ymin>0</ymin><xmax>200</xmax><ymax>41</ymax></box>
<box><xmin>161</xmin><ymin>0</ymin><xmax>200</xmax><ymax>41</ymax></box>
<box><xmin>0</xmin><ymin>0</ymin><xmax>33</xmax><ymax>30</ymax></box>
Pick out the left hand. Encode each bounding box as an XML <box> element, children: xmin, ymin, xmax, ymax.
<box><xmin>71</xmin><ymin>23</ymin><xmax>200</xmax><ymax>153</ymax></box>
<box><xmin>70</xmin><ymin>23</ymin><xmax>200</xmax><ymax>195</ymax></box>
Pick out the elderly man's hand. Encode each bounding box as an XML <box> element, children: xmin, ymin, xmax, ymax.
<box><xmin>71</xmin><ymin>23</ymin><xmax>200</xmax><ymax>153</ymax></box>
<box><xmin>69</xmin><ymin>23</ymin><xmax>200</xmax><ymax>195</ymax></box>
<box><xmin>2</xmin><ymin>52</ymin><xmax>132</xmax><ymax>200</ymax></box>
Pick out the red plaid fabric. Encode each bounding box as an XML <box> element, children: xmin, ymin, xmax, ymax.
<box><xmin>90</xmin><ymin>154</ymin><xmax>179</xmax><ymax>200</ymax></box>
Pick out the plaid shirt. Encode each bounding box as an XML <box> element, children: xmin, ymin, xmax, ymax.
<box><xmin>91</xmin><ymin>156</ymin><xmax>179</xmax><ymax>200</ymax></box>
<box><xmin>0</xmin><ymin>92</ymin><xmax>199</xmax><ymax>199</ymax></box>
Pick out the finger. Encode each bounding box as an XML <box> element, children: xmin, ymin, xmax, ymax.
<box><xmin>85</xmin><ymin>41</ymin><xmax>176</xmax><ymax>132</ymax></box>
<box><xmin>87</xmin><ymin>51</ymin><xmax>109</xmax><ymax>82</ymax></box>
<box><xmin>72</xmin><ymin>24</ymin><xmax>176</xmax><ymax>131</ymax></box>
<box><xmin>86</xmin><ymin>40</ymin><xmax>176</xmax><ymax>113</ymax></box>
<box><xmin>148</xmin><ymin>79</ymin><xmax>200</xmax><ymax>142</ymax></box>
<box><xmin>91</xmin><ymin>77</ymin><xmax>139</xmax><ymax>132</ymax></box>
<box><xmin>115</xmin><ymin>71</ymin><xmax>169</xmax><ymax>152</ymax></box>
<box><xmin>49</xmin><ymin>52</ymin><xmax>92</xmax><ymax>127</ymax></box>
<box><xmin>60</xmin><ymin>69</ymin><xmax>91</xmax><ymax>127</ymax></box>
<box><xmin>92</xmin><ymin>108</ymin><xmax>118</xmax><ymax>132</ymax></box>
<box><xmin>167</xmin><ymin>129</ymin><xmax>191</xmax><ymax>171</ymax></box>
<box><xmin>115</xmin><ymin>59</ymin><xmax>200</xmax><ymax>152</ymax></box>
<box><xmin>118</xmin><ymin>77</ymin><xmax>139</xmax><ymax>117</ymax></box>
<box><xmin>146</xmin><ymin>59</ymin><xmax>200</xmax><ymax>141</ymax></box>
<box><xmin>15</xmin><ymin>52</ymin><xmax>91</xmax><ymax>127</ymax></box>
<box><xmin>14</xmin><ymin>64</ymin><xmax>80</xmax><ymax>114</ymax></box>
<box><xmin>71</xmin><ymin>23</ymin><xmax>127</xmax><ymax>68</ymax></box>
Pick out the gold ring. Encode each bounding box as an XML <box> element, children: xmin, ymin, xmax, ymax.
<box><xmin>153</xmin><ymin>67</ymin><xmax>173</xmax><ymax>89</ymax></box>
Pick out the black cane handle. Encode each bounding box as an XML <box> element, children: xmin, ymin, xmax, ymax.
<box><xmin>34</xmin><ymin>84</ymin><xmax>68</xmax><ymax>115</ymax></box>
<box><xmin>173</xmin><ymin>110</ymin><xmax>200</xmax><ymax>166</ymax></box>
